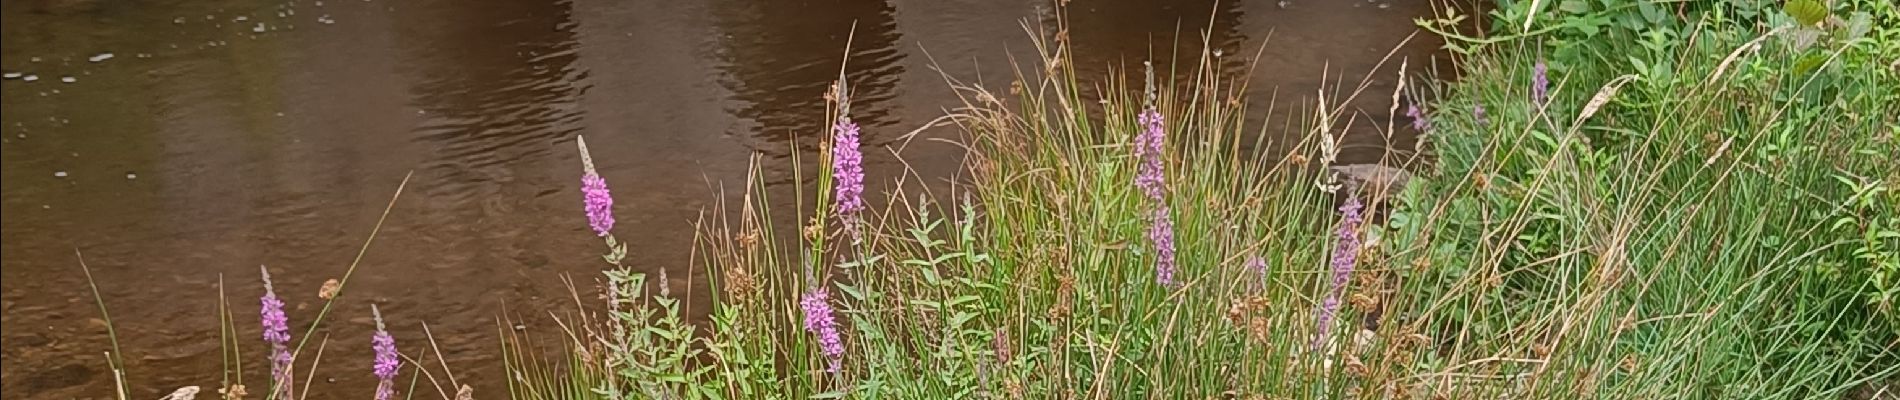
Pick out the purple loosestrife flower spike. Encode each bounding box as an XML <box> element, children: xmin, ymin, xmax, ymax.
<box><xmin>371</xmin><ymin>305</ymin><xmax>400</xmax><ymax>400</ymax></box>
<box><xmin>259</xmin><ymin>265</ymin><xmax>294</xmax><ymax>400</ymax></box>
<box><xmin>1406</xmin><ymin>102</ymin><xmax>1432</xmax><ymax>132</ymax></box>
<box><xmin>800</xmin><ymin>286</ymin><xmax>844</xmax><ymax>372</ymax></box>
<box><xmin>1134</xmin><ymin>108</ymin><xmax>1168</xmax><ymax>202</ymax></box>
<box><xmin>1150</xmin><ymin>206</ymin><xmax>1177</xmax><ymax>286</ymax></box>
<box><xmin>831</xmin><ymin>118</ymin><xmax>865</xmax><ymax>218</ymax></box>
<box><xmin>577</xmin><ymin>135</ymin><xmax>615</xmax><ymax>237</ymax></box>
<box><xmin>1532</xmin><ymin>60</ymin><xmax>1549</xmax><ymax>106</ymax></box>
<box><xmin>1314</xmin><ymin>196</ymin><xmax>1364</xmax><ymax>350</ymax></box>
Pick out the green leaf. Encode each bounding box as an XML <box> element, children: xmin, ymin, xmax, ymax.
<box><xmin>1559</xmin><ymin>0</ymin><xmax>1591</xmax><ymax>14</ymax></box>
<box><xmin>908</xmin><ymin>299</ymin><xmax>942</xmax><ymax>310</ymax></box>
<box><xmin>1786</xmin><ymin>0</ymin><xmax>1827</xmax><ymax>27</ymax></box>
<box><xmin>945</xmin><ymin>295</ymin><xmax>982</xmax><ymax>308</ymax></box>
<box><xmin>920</xmin><ymin>267</ymin><xmax>944</xmax><ymax>286</ymax></box>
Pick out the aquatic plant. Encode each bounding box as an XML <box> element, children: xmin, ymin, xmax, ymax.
<box><xmin>799</xmin><ymin>285</ymin><xmax>844</xmax><ymax>372</ymax></box>
<box><xmin>1531</xmin><ymin>59</ymin><xmax>1548</xmax><ymax>105</ymax></box>
<box><xmin>258</xmin><ymin>266</ymin><xmax>293</xmax><ymax>400</ymax></box>
<box><xmin>370</xmin><ymin>305</ymin><xmax>399</xmax><ymax>400</ymax></box>
<box><xmin>1406</xmin><ymin>102</ymin><xmax>1432</xmax><ymax>132</ymax></box>
<box><xmin>831</xmin><ymin>119</ymin><xmax>866</xmax><ymax>218</ymax></box>
<box><xmin>1149</xmin><ymin>206</ymin><xmax>1177</xmax><ymax>286</ymax></box>
<box><xmin>1134</xmin><ymin>107</ymin><xmax>1168</xmax><ymax>202</ymax></box>
<box><xmin>577</xmin><ymin>135</ymin><xmax>615</xmax><ymax>237</ymax></box>
<box><xmin>1312</xmin><ymin>196</ymin><xmax>1363</xmax><ymax>350</ymax></box>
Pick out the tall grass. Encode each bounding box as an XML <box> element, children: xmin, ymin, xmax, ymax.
<box><xmin>511</xmin><ymin>1</ymin><xmax>1896</xmax><ymax>399</ymax></box>
<box><xmin>65</xmin><ymin>1</ymin><xmax>1894</xmax><ymax>399</ymax></box>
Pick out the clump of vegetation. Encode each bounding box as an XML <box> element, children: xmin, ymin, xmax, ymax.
<box><xmin>489</xmin><ymin>1</ymin><xmax>1897</xmax><ymax>398</ymax></box>
<box><xmin>75</xmin><ymin>1</ymin><xmax>1894</xmax><ymax>399</ymax></box>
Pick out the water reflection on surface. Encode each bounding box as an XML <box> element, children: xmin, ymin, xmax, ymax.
<box><xmin>0</xmin><ymin>0</ymin><xmax>1446</xmax><ymax>397</ymax></box>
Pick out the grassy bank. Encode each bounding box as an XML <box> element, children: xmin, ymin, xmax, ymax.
<box><xmin>79</xmin><ymin>1</ymin><xmax>1897</xmax><ymax>399</ymax></box>
<box><xmin>504</xmin><ymin>1</ymin><xmax>1896</xmax><ymax>399</ymax></box>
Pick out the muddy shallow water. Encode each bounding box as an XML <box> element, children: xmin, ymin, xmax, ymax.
<box><xmin>1</xmin><ymin>0</ymin><xmax>1454</xmax><ymax>397</ymax></box>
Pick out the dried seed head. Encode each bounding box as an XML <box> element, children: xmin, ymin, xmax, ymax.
<box><xmin>1350</xmin><ymin>292</ymin><xmax>1378</xmax><ymax>313</ymax></box>
<box><xmin>1049</xmin><ymin>272</ymin><xmax>1075</xmax><ymax>320</ymax></box>
<box><xmin>803</xmin><ymin>216</ymin><xmax>823</xmax><ymax>242</ymax></box>
<box><xmin>454</xmin><ymin>384</ymin><xmax>473</xmax><ymax>400</ymax></box>
<box><xmin>1344</xmin><ymin>354</ymin><xmax>1367</xmax><ymax>377</ymax></box>
<box><xmin>1247</xmin><ymin>314</ymin><xmax>1272</xmax><ymax>344</ymax></box>
<box><xmin>221</xmin><ymin>384</ymin><xmax>247</xmax><ymax>400</ymax></box>
<box><xmin>317</xmin><ymin>279</ymin><xmax>341</xmax><ymax>300</ymax></box>
<box><xmin>993</xmin><ymin>327</ymin><xmax>1013</xmax><ymax>366</ymax></box>
<box><xmin>723</xmin><ymin>266</ymin><xmax>756</xmax><ymax>304</ymax></box>
<box><xmin>735</xmin><ymin>229</ymin><xmax>759</xmax><ymax>250</ymax></box>
<box><xmin>1226</xmin><ymin>297</ymin><xmax>1249</xmax><ymax>326</ymax></box>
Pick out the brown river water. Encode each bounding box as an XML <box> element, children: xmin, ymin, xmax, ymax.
<box><xmin>1</xmin><ymin>0</ymin><xmax>1460</xmax><ymax>397</ymax></box>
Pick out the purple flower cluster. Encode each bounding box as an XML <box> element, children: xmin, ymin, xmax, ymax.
<box><xmin>1532</xmin><ymin>60</ymin><xmax>1549</xmax><ymax>106</ymax></box>
<box><xmin>800</xmin><ymin>286</ymin><xmax>844</xmax><ymax>372</ymax></box>
<box><xmin>576</xmin><ymin>136</ymin><xmax>615</xmax><ymax>237</ymax></box>
<box><xmin>1406</xmin><ymin>102</ymin><xmax>1432</xmax><ymax>132</ymax></box>
<box><xmin>259</xmin><ymin>266</ymin><xmax>294</xmax><ymax>400</ymax></box>
<box><xmin>1134</xmin><ymin>108</ymin><xmax>1167</xmax><ymax>202</ymax></box>
<box><xmin>831</xmin><ymin>120</ymin><xmax>866</xmax><ymax>218</ymax></box>
<box><xmin>1150</xmin><ymin>206</ymin><xmax>1177</xmax><ymax>286</ymax></box>
<box><xmin>582</xmin><ymin>173</ymin><xmax>614</xmax><ymax>237</ymax></box>
<box><xmin>371</xmin><ymin>305</ymin><xmax>400</xmax><ymax>400</ymax></box>
<box><xmin>1473</xmin><ymin>104</ymin><xmax>1489</xmax><ymax>127</ymax></box>
<box><xmin>1313</xmin><ymin>196</ymin><xmax>1364</xmax><ymax>350</ymax></box>
<box><xmin>1134</xmin><ymin>107</ymin><xmax>1178</xmax><ymax>286</ymax></box>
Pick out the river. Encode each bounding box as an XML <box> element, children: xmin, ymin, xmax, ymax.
<box><xmin>0</xmin><ymin>0</ymin><xmax>1454</xmax><ymax>397</ymax></box>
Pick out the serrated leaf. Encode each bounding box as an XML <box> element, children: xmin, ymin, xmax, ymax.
<box><xmin>1845</xmin><ymin>12</ymin><xmax>1871</xmax><ymax>39</ymax></box>
<box><xmin>1784</xmin><ymin>28</ymin><xmax>1823</xmax><ymax>52</ymax></box>
<box><xmin>1785</xmin><ymin>0</ymin><xmax>1827</xmax><ymax>27</ymax></box>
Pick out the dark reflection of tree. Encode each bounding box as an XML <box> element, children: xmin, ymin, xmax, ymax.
<box><xmin>1050</xmin><ymin>0</ymin><xmax>1247</xmax><ymax>101</ymax></box>
<box><xmin>708</xmin><ymin>0</ymin><xmax>904</xmax><ymax>159</ymax></box>
<box><xmin>398</xmin><ymin>0</ymin><xmax>588</xmax><ymax>203</ymax></box>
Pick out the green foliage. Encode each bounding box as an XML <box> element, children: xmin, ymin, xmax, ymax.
<box><xmin>501</xmin><ymin>2</ymin><xmax>1898</xmax><ymax>399</ymax></box>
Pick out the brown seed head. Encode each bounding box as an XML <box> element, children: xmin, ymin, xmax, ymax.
<box><xmin>220</xmin><ymin>384</ymin><xmax>246</xmax><ymax>400</ymax></box>
<box><xmin>723</xmin><ymin>266</ymin><xmax>756</xmax><ymax>304</ymax></box>
<box><xmin>736</xmin><ymin>229</ymin><xmax>759</xmax><ymax>250</ymax></box>
<box><xmin>1344</xmin><ymin>354</ymin><xmax>1368</xmax><ymax>377</ymax></box>
<box><xmin>317</xmin><ymin>279</ymin><xmax>341</xmax><ymax>300</ymax></box>
<box><xmin>803</xmin><ymin>216</ymin><xmax>823</xmax><ymax>242</ymax></box>
<box><xmin>1049</xmin><ymin>272</ymin><xmax>1075</xmax><ymax>320</ymax></box>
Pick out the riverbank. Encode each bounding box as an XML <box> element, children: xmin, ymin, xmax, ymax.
<box><xmin>504</xmin><ymin>1</ymin><xmax>1897</xmax><ymax>398</ymax></box>
<box><xmin>65</xmin><ymin>0</ymin><xmax>1900</xmax><ymax>398</ymax></box>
